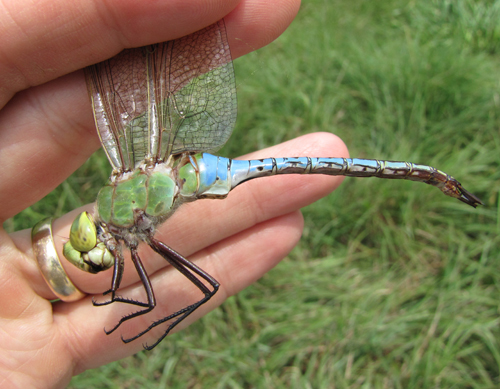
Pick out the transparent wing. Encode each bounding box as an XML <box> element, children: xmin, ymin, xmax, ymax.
<box><xmin>85</xmin><ymin>20</ymin><xmax>236</xmax><ymax>173</ymax></box>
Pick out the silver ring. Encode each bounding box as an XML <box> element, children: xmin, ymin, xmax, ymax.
<box><xmin>31</xmin><ymin>217</ymin><xmax>86</xmax><ymax>302</ymax></box>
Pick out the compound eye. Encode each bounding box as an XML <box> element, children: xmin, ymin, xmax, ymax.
<box><xmin>69</xmin><ymin>212</ymin><xmax>97</xmax><ymax>252</ymax></box>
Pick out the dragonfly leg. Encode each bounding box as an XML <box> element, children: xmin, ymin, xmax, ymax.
<box><xmin>92</xmin><ymin>245</ymin><xmax>125</xmax><ymax>305</ymax></box>
<box><xmin>103</xmin><ymin>245</ymin><xmax>156</xmax><ymax>334</ymax></box>
<box><xmin>93</xmin><ymin>241</ymin><xmax>152</xmax><ymax>309</ymax></box>
<box><xmin>121</xmin><ymin>237</ymin><xmax>219</xmax><ymax>350</ymax></box>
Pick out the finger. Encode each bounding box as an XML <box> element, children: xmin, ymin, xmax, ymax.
<box><xmin>74</xmin><ymin>133</ymin><xmax>347</xmax><ymax>291</ymax></box>
<box><xmin>0</xmin><ymin>0</ymin><xmax>299</xmax><ymax>102</ymax></box>
<box><xmin>225</xmin><ymin>0</ymin><xmax>301</xmax><ymax>59</ymax></box>
<box><xmin>2</xmin><ymin>132</ymin><xmax>341</xmax><ymax>382</ymax></box>
<box><xmin>0</xmin><ymin>211</ymin><xmax>299</xmax><ymax>386</ymax></box>
<box><xmin>57</xmin><ymin>210</ymin><xmax>305</xmax><ymax>370</ymax></box>
<box><xmin>10</xmin><ymin>132</ymin><xmax>347</xmax><ymax>299</ymax></box>
<box><xmin>0</xmin><ymin>0</ymin><xmax>237</xmax><ymax>103</ymax></box>
<box><xmin>0</xmin><ymin>72</ymin><xmax>99</xmax><ymax>221</ymax></box>
<box><xmin>0</xmin><ymin>0</ymin><xmax>300</xmax><ymax>219</ymax></box>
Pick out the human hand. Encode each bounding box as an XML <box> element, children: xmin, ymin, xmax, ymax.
<box><xmin>0</xmin><ymin>1</ymin><xmax>347</xmax><ymax>387</ymax></box>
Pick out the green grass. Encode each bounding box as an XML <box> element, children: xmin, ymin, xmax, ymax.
<box><xmin>6</xmin><ymin>0</ymin><xmax>500</xmax><ymax>387</ymax></box>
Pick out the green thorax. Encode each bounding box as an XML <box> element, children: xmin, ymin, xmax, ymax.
<box><xmin>97</xmin><ymin>169</ymin><xmax>177</xmax><ymax>228</ymax></box>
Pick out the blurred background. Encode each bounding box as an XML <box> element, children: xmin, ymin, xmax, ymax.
<box><xmin>6</xmin><ymin>0</ymin><xmax>500</xmax><ymax>387</ymax></box>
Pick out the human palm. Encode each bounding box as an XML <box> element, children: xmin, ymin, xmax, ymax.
<box><xmin>0</xmin><ymin>1</ymin><xmax>348</xmax><ymax>387</ymax></box>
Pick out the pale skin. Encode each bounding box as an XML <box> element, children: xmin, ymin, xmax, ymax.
<box><xmin>0</xmin><ymin>0</ymin><xmax>348</xmax><ymax>387</ymax></box>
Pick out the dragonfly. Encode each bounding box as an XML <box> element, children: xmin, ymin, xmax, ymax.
<box><xmin>62</xmin><ymin>19</ymin><xmax>482</xmax><ymax>350</ymax></box>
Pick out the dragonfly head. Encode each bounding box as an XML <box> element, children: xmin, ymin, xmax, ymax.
<box><xmin>63</xmin><ymin>211</ymin><xmax>114</xmax><ymax>274</ymax></box>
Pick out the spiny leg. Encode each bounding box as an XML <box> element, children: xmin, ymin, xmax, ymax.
<box><xmin>103</xmin><ymin>245</ymin><xmax>156</xmax><ymax>334</ymax></box>
<box><xmin>92</xmin><ymin>245</ymin><xmax>127</xmax><ymax>306</ymax></box>
<box><xmin>121</xmin><ymin>237</ymin><xmax>219</xmax><ymax>350</ymax></box>
<box><xmin>93</xmin><ymin>243</ymin><xmax>151</xmax><ymax>309</ymax></box>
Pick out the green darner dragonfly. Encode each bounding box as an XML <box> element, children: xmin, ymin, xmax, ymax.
<box><xmin>62</xmin><ymin>20</ymin><xmax>482</xmax><ymax>350</ymax></box>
